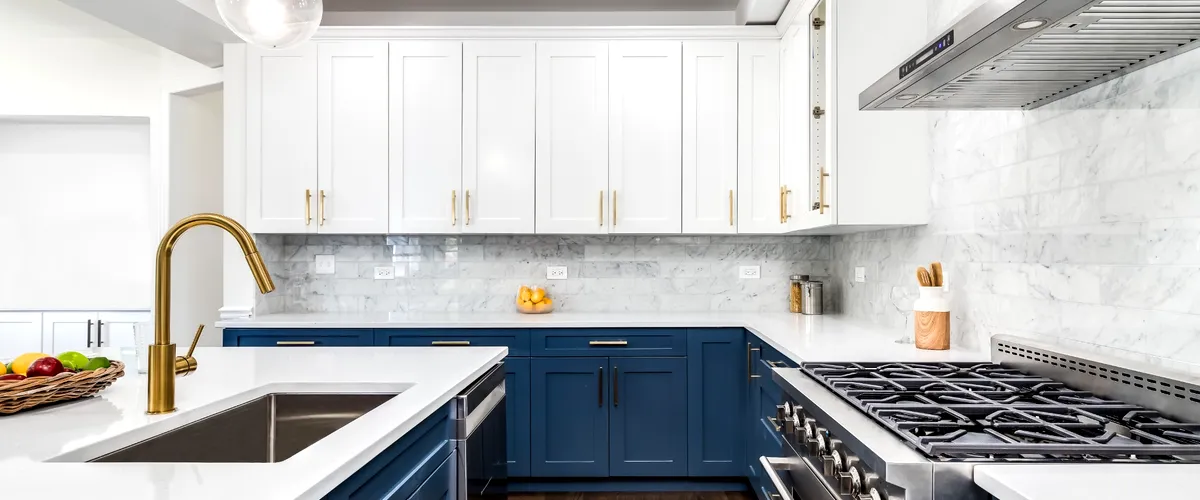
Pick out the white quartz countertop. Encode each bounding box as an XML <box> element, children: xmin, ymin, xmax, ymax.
<box><xmin>975</xmin><ymin>464</ymin><xmax>1200</xmax><ymax>500</ymax></box>
<box><xmin>217</xmin><ymin>312</ymin><xmax>988</xmax><ymax>364</ymax></box>
<box><xmin>0</xmin><ymin>346</ymin><xmax>507</xmax><ymax>499</ymax></box>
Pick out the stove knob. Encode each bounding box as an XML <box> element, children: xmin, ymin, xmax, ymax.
<box><xmin>842</xmin><ymin>453</ymin><xmax>860</xmax><ymax>474</ymax></box>
<box><xmin>821</xmin><ymin>455</ymin><xmax>838</xmax><ymax>476</ymax></box>
<box><xmin>830</xmin><ymin>449</ymin><xmax>845</xmax><ymax>474</ymax></box>
<box><xmin>813</xmin><ymin>427</ymin><xmax>829</xmax><ymax>455</ymax></box>
<box><xmin>857</xmin><ymin>487</ymin><xmax>885</xmax><ymax>500</ymax></box>
<box><xmin>862</xmin><ymin>472</ymin><xmax>880</xmax><ymax>494</ymax></box>
<box><xmin>802</xmin><ymin>418</ymin><xmax>817</xmax><ymax>440</ymax></box>
<box><xmin>846</xmin><ymin>466</ymin><xmax>864</xmax><ymax>495</ymax></box>
<box><xmin>828</xmin><ymin>438</ymin><xmax>843</xmax><ymax>454</ymax></box>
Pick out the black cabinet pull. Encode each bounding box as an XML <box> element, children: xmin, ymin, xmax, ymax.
<box><xmin>86</xmin><ymin>320</ymin><xmax>93</xmax><ymax>348</ymax></box>
<box><xmin>613</xmin><ymin>365</ymin><xmax>619</xmax><ymax>407</ymax></box>
<box><xmin>598</xmin><ymin>367</ymin><xmax>604</xmax><ymax>407</ymax></box>
<box><xmin>96</xmin><ymin>319</ymin><xmax>103</xmax><ymax>347</ymax></box>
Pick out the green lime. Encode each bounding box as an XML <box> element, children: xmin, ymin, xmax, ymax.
<box><xmin>83</xmin><ymin>357</ymin><xmax>111</xmax><ymax>371</ymax></box>
<box><xmin>58</xmin><ymin>351</ymin><xmax>89</xmax><ymax>369</ymax></box>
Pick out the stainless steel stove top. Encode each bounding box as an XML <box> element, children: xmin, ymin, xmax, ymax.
<box><xmin>802</xmin><ymin>361</ymin><xmax>1200</xmax><ymax>462</ymax></box>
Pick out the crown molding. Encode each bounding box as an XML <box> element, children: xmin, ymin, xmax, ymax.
<box><xmin>313</xmin><ymin>25</ymin><xmax>783</xmax><ymax>40</ymax></box>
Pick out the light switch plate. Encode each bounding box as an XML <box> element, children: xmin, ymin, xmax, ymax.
<box><xmin>854</xmin><ymin>267</ymin><xmax>866</xmax><ymax>283</ymax></box>
<box><xmin>546</xmin><ymin>266</ymin><xmax>568</xmax><ymax>280</ymax></box>
<box><xmin>374</xmin><ymin>266</ymin><xmax>395</xmax><ymax>280</ymax></box>
<box><xmin>739</xmin><ymin>266</ymin><xmax>761</xmax><ymax>279</ymax></box>
<box><xmin>315</xmin><ymin>255</ymin><xmax>335</xmax><ymax>275</ymax></box>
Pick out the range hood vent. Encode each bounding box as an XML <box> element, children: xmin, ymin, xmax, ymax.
<box><xmin>860</xmin><ymin>0</ymin><xmax>1200</xmax><ymax>110</ymax></box>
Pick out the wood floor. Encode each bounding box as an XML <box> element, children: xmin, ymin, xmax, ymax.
<box><xmin>510</xmin><ymin>493</ymin><xmax>753</xmax><ymax>500</ymax></box>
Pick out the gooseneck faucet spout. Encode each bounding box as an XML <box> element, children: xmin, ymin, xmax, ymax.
<box><xmin>147</xmin><ymin>213</ymin><xmax>275</xmax><ymax>415</ymax></box>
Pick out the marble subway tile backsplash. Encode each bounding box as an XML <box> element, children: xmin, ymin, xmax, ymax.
<box><xmin>256</xmin><ymin>235</ymin><xmax>832</xmax><ymax>314</ymax></box>
<box><xmin>828</xmin><ymin>0</ymin><xmax>1200</xmax><ymax>373</ymax></box>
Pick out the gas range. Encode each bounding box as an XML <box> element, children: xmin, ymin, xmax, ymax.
<box><xmin>764</xmin><ymin>335</ymin><xmax>1200</xmax><ymax>500</ymax></box>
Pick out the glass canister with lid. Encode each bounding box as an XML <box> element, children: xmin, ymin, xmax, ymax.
<box><xmin>789</xmin><ymin>275</ymin><xmax>809</xmax><ymax>313</ymax></box>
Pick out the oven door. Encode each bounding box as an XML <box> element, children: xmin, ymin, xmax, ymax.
<box><xmin>456</xmin><ymin>364</ymin><xmax>508</xmax><ymax>500</ymax></box>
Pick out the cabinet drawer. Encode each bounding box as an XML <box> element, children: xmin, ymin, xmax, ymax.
<box><xmin>375</xmin><ymin>329</ymin><xmax>530</xmax><ymax>356</ymax></box>
<box><xmin>223</xmin><ymin>328</ymin><xmax>372</xmax><ymax>347</ymax></box>
<box><xmin>407</xmin><ymin>450</ymin><xmax>455</xmax><ymax>500</ymax></box>
<box><xmin>325</xmin><ymin>403</ymin><xmax>453</xmax><ymax>499</ymax></box>
<box><xmin>531</xmin><ymin>329</ymin><xmax>686</xmax><ymax>357</ymax></box>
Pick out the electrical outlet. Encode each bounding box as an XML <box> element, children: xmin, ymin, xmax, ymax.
<box><xmin>854</xmin><ymin>267</ymin><xmax>866</xmax><ymax>283</ymax></box>
<box><xmin>374</xmin><ymin>266</ymin><xmax>395</xmax><ymax>280</ymax></box>
<box><xmin>546</xmin><ymin>266</ymin><xmax>568</xmax><ymax>280</ymax></box>
<box><xmin>315</xmin><ymin>255</ymin><xmax>335</xmax><ymax>275</ymax></box>
<box><xmin>739</xmin><ymin>265</ymin><xmax>761</xmax><ymax>279</ymax></box>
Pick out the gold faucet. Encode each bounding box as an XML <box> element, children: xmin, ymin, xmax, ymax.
<box><xmin>147</xmin><ymin>213</ymin><xmax>275</xmax><ymax>415</ymax></box>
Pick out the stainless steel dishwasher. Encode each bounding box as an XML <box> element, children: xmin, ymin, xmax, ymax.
<box><xmin>455</xmin><ymin>363</ymin><xmax>507</xmax><ymax>500</ymax></box>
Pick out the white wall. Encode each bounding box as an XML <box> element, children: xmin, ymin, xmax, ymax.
<box><xmin>168</xmin><ymin>90</ymin><xmax>225</xmax><ymax>344</ymax></box>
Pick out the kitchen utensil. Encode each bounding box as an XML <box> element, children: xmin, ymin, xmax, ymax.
<box><xmin>916</xmin><ymin>267</ymin><xmax>933</xmax><ymax>287</ymax></box>
<box><xmin>930</xmin><ymin>262</ymin><xmax>943</xmax><ymax>287</ymax></box>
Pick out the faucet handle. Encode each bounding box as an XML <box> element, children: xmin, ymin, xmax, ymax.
<box><xmin>174</xmin><ymin>324</ymin><xmax>204</xmax><ymax>376</ymax></box>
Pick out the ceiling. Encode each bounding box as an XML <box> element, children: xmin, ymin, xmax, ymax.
<box><xmin>326</xmin><ymin>0</ymin><xmax>741</xmax><ymax>11</ymax></box>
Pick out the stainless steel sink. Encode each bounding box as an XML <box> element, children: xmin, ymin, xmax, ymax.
<box><xmin>91</xmin><ymin>393</ymin><xmax>396</xmax><ymax>463</ymax></box>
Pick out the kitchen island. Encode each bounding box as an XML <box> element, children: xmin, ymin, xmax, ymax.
<box><xmin>0</xmin><ymin>345</ymin><xmax>507</xmax><ymax>499</ymax></box>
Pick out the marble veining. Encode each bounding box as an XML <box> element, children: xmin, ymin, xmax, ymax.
<box><xmin>830</xmin><ymin>0</ymin><xmax>1200</xmax><ymax>374</ymax></box>
<box><xmin>256</xmin><ymin>235</ymin><xmax>833</xmax><ymax>314</ymax></box>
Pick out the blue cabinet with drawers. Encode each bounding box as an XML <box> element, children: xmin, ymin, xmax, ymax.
<box><xmin>323</xmin><ymin>402</ymin><xmax>453</xmax><ymax>500</ymax></box>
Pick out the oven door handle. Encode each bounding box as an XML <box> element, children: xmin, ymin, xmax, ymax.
<box><xmin>759</xmin><ymin>456</ymin><xmax>795</xmax><ymax>500</ymax></box>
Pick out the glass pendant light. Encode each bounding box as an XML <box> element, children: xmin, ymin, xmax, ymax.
<box><xmin>216</xmin><ymin>0</ymin><xmax>323</xmax><ymax>49</ymax></box>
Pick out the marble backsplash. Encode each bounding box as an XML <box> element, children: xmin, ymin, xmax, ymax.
<box><xmin>256</xmin><ymin>235</ymin><xmax>832</xmax><ymax>314</ymax></box>
<box><xmin>829</xmin><ymin>0</ymin><xmax>1200</xmax><ymax>372</ymax></box>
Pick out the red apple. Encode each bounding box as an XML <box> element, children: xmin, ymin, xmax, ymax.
<box><xmin>26</xmin><ymin>357</ymin><xmax>65</xmax><ymax>377</ymax></box>
<box><xmin>0</xmin><ymin>373</ymin><xmax>25</xmax><ymax>381</ymax></box>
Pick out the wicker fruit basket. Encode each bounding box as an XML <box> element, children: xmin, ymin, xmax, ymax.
<box><xmin>0</xmin><ymin>361</ymin><xmax>125</xmax><ymax>415</ymax></box>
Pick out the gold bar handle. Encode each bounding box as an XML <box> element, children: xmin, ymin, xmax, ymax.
<box><xmin>729</xmin><ymin>190</ymin><xmax>734</xmax><ymax>226</ymax></box>
<box><xmin>451</xmin><ymin>190</ymin><xmax>457</xmax><ymax>226</ymax></box>
<box><xmin>465</xmin><ymin>190</ymin><xmax>471</xmax><ymax>226</ymax></box>
<box><xmin>780</xmin><ymin>186</ymin><xmax>786</xmax><ymax>223</ymax></box>
<box><xmin>319</xmin><ymin>190</ymin><xmax>327</xmax><ymax>226</ymax></box>
<box><xmin>431</xmin><ymin>340</ymin><xmax>471</xmax><ymax>346</ymax></box>
<box><xmin>818</xmin><ymin>168</ymin><xmax>830</xmax><ymax>215</ymax></box>
<box><xmin>598</xmin><ymin>190</ymin><xmax>604</xmax><ymax>227</ymax></box>
<box><xmin>305</xmin><ymin>189</ymin><xmax>312</xmax><ymax>225</ymax></box>
<box><xmin>276</xmin><ymin>340</ymin><xmax>316</xmax><ymax>346</ymax></box>
<box><xmin>612</xmin><ymin>190</ymin><xmax>617</xmax><ymax>226</ymax></box>
<box><xmin>589</xmin><ymin>340</ymin><xmax>629</xmax><ymax>346</ymax></box>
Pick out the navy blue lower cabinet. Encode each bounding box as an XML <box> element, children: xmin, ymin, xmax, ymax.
<box><xmin>505</xmin><ymin>358</ymin><xmax>532</xmax><ymax>477</ymax></box>
<box><xmin>324</xmin><ymin>403</ymin><xmax>453</xmax><ymax>500</ymax></box>
<box><xmin>223</xmin><ymin>328</ymin><xmax>373</xmax><ymax>347</ymax></box>
<box><xmin>407</xmin><ymin>451</ymin><xmax>456</xmax><ymax>500</ymax></box>
<box><xmin>531</xmin><ymin>357</ymin><xmax>609</xmax><ymax>477</ymax></box>
<box><xmin>609</xmin><ymin>357</ymin><xmax>688</xmax><ymax>477</ymax></box>
<box><xmin>686</xmin><ymin>328</ymin><xmax>745</xmax><ymax>477</ymax></box>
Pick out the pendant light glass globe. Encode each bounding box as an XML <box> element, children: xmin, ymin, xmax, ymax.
<box><xmin>216</xmin><ymin>0</ymin><xmax>323</xmax><ymax>50</ymax></box>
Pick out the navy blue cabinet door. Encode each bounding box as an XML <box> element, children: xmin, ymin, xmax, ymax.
<box><xmin>531</xmin><ymin>357</ymin><xmax>609</xmax><ymax>477</ymax></box>
<box><xmin>505</xmin><ymin>358</ymin><xmax>532</xmax><ymax>477</ymax></box>
<box><xmin>686</xmin><ymin>328</ymin><xmax>745</xmax><ymax>477</ymax></box>
<box><xmin>608</xmin><ymin>356</ymin><xmax>688</xmax><ymax>477</ymax></box>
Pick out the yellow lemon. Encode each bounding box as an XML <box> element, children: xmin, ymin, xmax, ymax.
<box><xmin>12</xmin><ymin>352</ymin><xmax>50</xmax><ymax>376</ymax></box>
<box><xmin>541</xmin><ymin>297</ymin><xmax>553</xmax><ymax>307</ymax></box>
<box><xmin>531</xmin><ymin>287</ymin><xmax>546</xmax><ymax>303</ymax></box>
<box><xmin>519</xmin><ymin>286</ymin><xmax>532</xmax><ymax>302</ymax></box>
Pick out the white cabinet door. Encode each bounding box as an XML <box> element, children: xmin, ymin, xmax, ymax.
<box><xmin>736</xmin><ymin>41</ymin><xmax>784</xmax><ymax>234</ymax></box>
<box><xmin>97</xmin><ymin>311</ymin><xmax>150</xmax><ymax>350</ymax></box>
<box><xmin>0</xmin><ymin>312</ymin><xmax>43</xmax><ymax>359</ymax></box>
<box><xmin>389</xmin><ymin>41</ymin><xmax>463</xmax><ymax>234</ymax></box>
<box><xmin>535</xmin><ymin>41</ymin><xmax>610</xmax><ymax>234</ymax></box>
<box><xmin>247</xmin><ymin>45</ymin><xmax>318</xmax><ymax>234</ymax></box>
<box><xmin>682</xmin><ymin>41</ymin><xmax>738</xmax><ymax>234</ymax></box>
<box><xmin>462</xmin><ymin>41</ymin><xmax>535</xmax><ymax>234</ymax></box>
<box><xmin>317</xmin><ymin>42</ymin><xmax>390</xmax><ymax>234</ymax></box>
<box><xmin>608</xmin><ymin>41</ymin><xmax>682</xmax><ymax>234</ymax></box>
<box><xmin>42</xmin><ymin>312</ymin><xmax>97</xmax><ymax>354</ymax></box>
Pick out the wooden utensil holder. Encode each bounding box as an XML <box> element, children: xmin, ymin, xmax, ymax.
<box><xmin>914</xmin><ymin>287</ymin><xmax>950</xmax><ymax>350</ymax></box>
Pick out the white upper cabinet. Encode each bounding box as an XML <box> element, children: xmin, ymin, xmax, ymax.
<box><xmin>96</xmin><ymin>311</ymin><xmax>150</xmax><ymax>349</ymax></box>
<box><xmin>247</xmin><ymin>45</ymin><xmax>317</xmax><ymax>234</ymax></box>
<box><xmin>608</xmin><ymin>41</ymin><xmax>683</xmax><ymax>234</ymax></box>
<box><xmin>535</xmin><ymin>41</ymin><xmax>610</xmax><ymax>234</ymax></box>
<box><xmin>317</xmin><ymin>42</ymin><xmax>390</xmax><ymax>234</ymax></box>
<box><xmin>389</xmin><ymin>41</ymin><xmax>464</xmax><ymax>234</ymax></box>
<box><xmin>42</xmin><ymin>312</ymin><xmax>95</xmax><ymax>354</ymax></box>
<box><xmin>0</xmin><ymin>312</ymin><xmax>43</xmax><ymax>359</ymax></box>
<box><xmin>463</xmin><ymin>41</ymin><xmax>536</xmax><ymax>234</ymax></box>
<box><xmin>682</xmin><ymin>41</ymin><xmax>738</xmax><ymax>234</ymax></box>
<box><xmin>736</xmin><ymin>40</ymin><xmax>784</xmax><ymax>234</ymax></box>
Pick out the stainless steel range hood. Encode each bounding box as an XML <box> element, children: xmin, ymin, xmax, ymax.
<box><xmin>860</xmin><ymin>0</ymin><xmax>1200</xmax><ymax>110</ymax></box>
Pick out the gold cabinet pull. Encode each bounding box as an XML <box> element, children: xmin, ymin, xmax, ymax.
<box><xmin>451</xmin><ymin>190</ymin><xmax>457</xmax><ymax>226</ymax></box>
<box><xmin>589</xmin><ymin>340</ymin><xmax>629</xmax><ymax>346</ymax></box>
<box><xmin>432</xmin><ymin>340</ymin><xmax>471</xmax><ymax>346</ymax></box>
<box><xmin>818</xmin><ymin>168</ymin><xmax>831</xmax><ymax>214</ymax></box>
<box><xmin>729</xmin><ymin>190</ymin><xmax>734</xmax><ymax>226</ymax></box>
<box><xmin>599</xmin><ymin>190</ymin><xmax>604</xmax><ymax>227</ymax></box>
<box><xmin>319</xmin><ymin>190</ymin><xmax>327</xmax><ymax>226</ymax></box>
<box><xmin>276</xmin><ymin>340</ymin><xmax>316</xmax><ymax>346</ymax></box>
<box><xmin>464</xmin><ymin>190</ymin><xmax>471</xmax><ymax>226</ymax></box>
<box><xmin>780</xmin><ymin>185</ymin><xmax>792</xmax><ymax>223</ymax></box>
<box><xmin>612</xmin><ymin>190</ymin><xmax>617</xmax><ymax>226</ymax></box>
<box><xmin>305</xmin><ymin>189</ymin><xmax>312</xmax><ymax>225</ymax></box>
